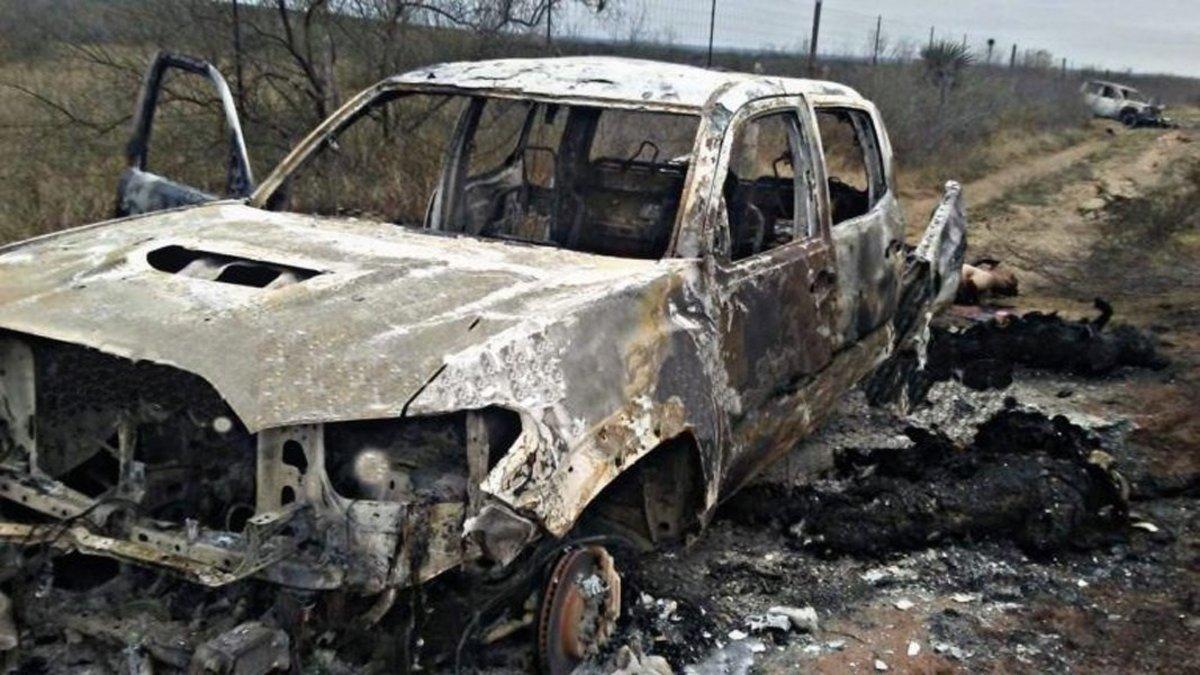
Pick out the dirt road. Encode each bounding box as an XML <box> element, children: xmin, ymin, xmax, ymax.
<box><xmin>587</xmin><ymin>116</ymin><xmax>1200</xmax><ymax>675</ymax></box>
<box><xmin>900</xmin><ymin>129</ymin><xmax>1113</xmax><ymax>232</ymax></box>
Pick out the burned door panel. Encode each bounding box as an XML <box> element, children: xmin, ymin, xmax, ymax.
<box><xmin>710</xmin><ymin>98</ymin><xmax>837</xmax><ymax>484</ymax></box>
<box><xmin>117</xmin><ymin>52</ymin><xmax>254</xmax><ymax>217</ymax></box>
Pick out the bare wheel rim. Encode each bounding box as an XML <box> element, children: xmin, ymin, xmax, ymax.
<box><xmin>536</xmin><ymin>545</ymin><xmax>621</xmax><ymax>675</ymax></box>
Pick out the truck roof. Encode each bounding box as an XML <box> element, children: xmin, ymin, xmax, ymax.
<box><xmin>1087</xmin><ymin>79</ymin><xmax>1140</xmax><ymax>91</ymax></box>
<box><xmin>388</xmin><ymin>56</ymin><xmax>864</xmax><ymax>112</ymax></box>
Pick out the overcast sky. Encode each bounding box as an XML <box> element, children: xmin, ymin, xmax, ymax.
<box><xmin>558</xmin><ymin>0</ymin><xmax>1199</xmax><ymax>77</ymax></box>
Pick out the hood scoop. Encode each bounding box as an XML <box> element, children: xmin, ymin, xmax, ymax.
<box><xmin>147</xmin><ymin>245</ymin><xmax>322</xmax><ymax>290</ymax></box>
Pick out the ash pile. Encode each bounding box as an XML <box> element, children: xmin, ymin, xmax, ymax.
<box><xmin>604</xmin><ymin>302</ymin><xmax>1195</xmax><ymax>674</ymax></box>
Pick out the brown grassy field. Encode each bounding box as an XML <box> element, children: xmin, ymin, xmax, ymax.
<box><xmin>0</xmin><ymin>0</ymin><xmax>1195</xmax><ymax>244</ymax></box>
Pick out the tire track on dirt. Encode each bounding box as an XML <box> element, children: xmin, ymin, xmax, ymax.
<box><xmin>900</xmin><ymin>132</ymin><xmax>1113</xmax><ymax>235</ymax></box>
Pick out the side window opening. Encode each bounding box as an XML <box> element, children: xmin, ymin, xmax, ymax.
<box><xmin>140</xmin><ymin>68</ymin><xmax>235</xmax><ymax>196</ymax></box>
<box><xmin>724</xmin><ymin>110</ymin><xmax>815</xmax><ymax>261</ymax></box>
<box><xmin>1102</xmin><ymin>85</ymin><xmax>1117</xmax><ymax>99</ymax></box>
<box><xmin>815</xmin><ymin>107</ymin><xmax>886</xmax><ymax>226</ymax></box>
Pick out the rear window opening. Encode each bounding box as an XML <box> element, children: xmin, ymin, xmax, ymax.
<box><xmin>147</xmin><ymin>245</ymin><xmax>322</xmax><ymax>289</ymax></box>
<box><xmin>267</xmin><ymin>93</ymin><xmax>701</xmax><ymax>260</ymax></box>
<box><xmin>815</xmin><ymin>107</ymin><xmax>887</xmax><ymax>225</ymax></box>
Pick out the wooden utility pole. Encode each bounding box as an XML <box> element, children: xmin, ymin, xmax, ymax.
<box><xmin>706</xmin><ymin>0</ymin><xmax>717</xmax><ymax>68</ymax></box>
<box><xmin>872</xmin><ymin>15</ymin><xmax>882</xmax><ymax>65</ymax></box>
<box><xmin>808</xmin><ymin>0</ymin><xmax>822</xmax><ymax>76</ymax></box>
<box><xmin>1010</xmin><ymin>43</ymin><xmax>1018</xmax><ymax>68</ymax></box>
<box><xmin>986</xmin><ymin>38</ymin><xmax>995</xmax><ymax>64</ymax></box>
<box><xmin>928</xmin><ymin>26</ymin><xmax>934</xmax><ymax>49</ymax></box>
<box><xmin>1061</xmin><ymin>57</ymin><xmax>1067</xmax><ymax>77</ymax></box>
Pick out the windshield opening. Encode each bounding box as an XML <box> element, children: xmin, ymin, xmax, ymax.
<box><xmin>266</xmin><ymin>92</ymin><xmax>701</xmax><ymax>260</ymax></box>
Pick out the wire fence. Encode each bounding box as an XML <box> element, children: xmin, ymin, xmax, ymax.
<box><xmin>547</xmin><ymin>0</ymin><xmax>1098</xmax><ymax>76</ymax></box>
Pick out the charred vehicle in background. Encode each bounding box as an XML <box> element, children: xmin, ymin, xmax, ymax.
<box><xmin>0</xmin><ymin>54</ymin><xmax>965</xmax><ymax>673</ymax></box>
<box><xmin>1081</xmin><ymin>79</ymin><xmax>1172</xmax><ymax>127</ymax></box>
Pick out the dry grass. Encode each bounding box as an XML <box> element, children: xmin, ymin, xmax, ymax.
<box><xmin>0</xmin><ymin>4</ymin><xmax>1193</xmax><ymax>245</ymax></box>
<box><xmin>0</xmin><ymin>54</ymin><xmax>128</xmax><ymax>242</ymax></box>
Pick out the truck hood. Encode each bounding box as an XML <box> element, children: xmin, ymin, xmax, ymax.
<box><xmin>0</xmin><ymin>203</ymin><xmax>679</xmax><ymax>431</ymax></box>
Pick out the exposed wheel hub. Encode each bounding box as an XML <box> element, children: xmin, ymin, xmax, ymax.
<box><xmin>536</xmin><ymin>545</ymin><xmax>621</xmax><ymax>674</ymax></box>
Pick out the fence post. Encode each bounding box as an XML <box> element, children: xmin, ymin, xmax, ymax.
<box><xmin>807</xmin><ymin>0</ymin><xmax>822</xmax><ymax>77</ymax></box>
<box><xmin>706</xmin><ymin>0</ymin><xmax>717</xmax><ymax>68</ymax></box>
<box><xmin>872</xmin><ymin>15</ymin><xmax>881</xmax><ymax>65</ymax></box>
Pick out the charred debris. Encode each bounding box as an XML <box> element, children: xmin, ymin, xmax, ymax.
<box><xmin>778</xmin><ymin>296</ymin><xmax>1168</xmax><ymax>561</ymax></box>
<box><xmin>0</xmin><ymin>299</ymin><xmax>1174</xmax><ymax>674</ymax></box>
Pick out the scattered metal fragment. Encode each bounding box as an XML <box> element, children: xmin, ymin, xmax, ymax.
<box><xmin>745</xmin><ymin>613</ymin><xmax>791</xmax><ymax>632</ymax></box>
<box><xmin>188</xmin><ymin>622</ymin><xmax>290</xmax><ymax>675</ymax></box>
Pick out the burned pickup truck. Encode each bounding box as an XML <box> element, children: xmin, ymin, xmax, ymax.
<box><xmin>0</xmin><ymin>55</ymin><xmax>964</xmax><ymax>673</ymax></box>
<box><xmin>1081</xmin><ymin>79</ymin><xmax>1173</xmax><ymax>128</ymax></box>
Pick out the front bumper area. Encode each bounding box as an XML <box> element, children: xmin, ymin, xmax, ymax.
<box><xmin>0</xmin><ymin>333</ymin><xmax>535</xmax><ymax>596</ymax></box>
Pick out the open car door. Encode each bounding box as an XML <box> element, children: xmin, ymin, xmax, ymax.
<box><xmin>116</xmin><ymin>52</ymin><xmax>254</xmax><ymax>217</ymax></box>
<box><xmin>864</xmin><ymin>180</ymin><xmax>967</xmax><ymax>406</ymax></box>
<box><xmin>897</xmin><ymin>180</ymin><xmax>967</xmax><ymax>342</ymax></box>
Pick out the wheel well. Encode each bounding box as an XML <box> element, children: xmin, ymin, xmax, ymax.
<box><xmin>574</xmin><ymin>433</ymin><xmax>706</xmax><ymax>550</ymax></box>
